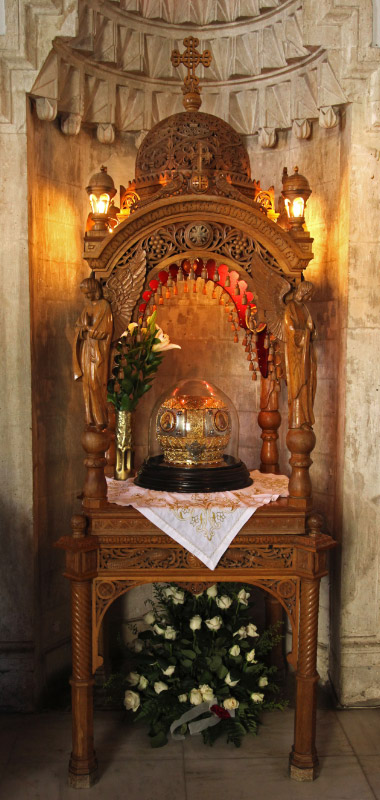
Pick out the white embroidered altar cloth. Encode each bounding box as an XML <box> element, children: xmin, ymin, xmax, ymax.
<box><xmin>106</xmin><ymin>470</ymin><xmax>289</xmax><ymax>570</ymax></box>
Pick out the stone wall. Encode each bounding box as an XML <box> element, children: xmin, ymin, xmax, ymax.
<box><xmin>26</xmin><ymin>110</ymin><xmax>138</xmax><ymax>697</ymax></box>
<box><xmin>2</xmin><ymin>0</ymin><xmax>380</xmax><ymax>709</ymax></box>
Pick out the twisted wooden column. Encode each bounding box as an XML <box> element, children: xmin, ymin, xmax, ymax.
<box><xmin>290</xmin><ymin>577</ymin><xmax>320</xmax><ymax>781</ymax></box>
<box><xmin>66</xmin><ymin>514</ymin><xmax>98</xmax><ymax>788</ymax></box>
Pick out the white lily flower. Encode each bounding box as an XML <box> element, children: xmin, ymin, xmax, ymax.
<box><xmin>152</xmin><ymin>326</ymin><xmax>181</xmax><ymax>352</ymax></box>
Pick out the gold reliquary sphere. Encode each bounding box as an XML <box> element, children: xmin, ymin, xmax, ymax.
<box><xmin>135</xmin><ymin>379</ymin><xmax>252</xmax><ymax>493</ymax></box>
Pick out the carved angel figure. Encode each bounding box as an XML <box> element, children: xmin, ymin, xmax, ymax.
<box><xmin>73</xmin><ymin>275</ymin><xmax>113</xmax><ymax>428</ymax></box>
<box><xmin>283</xmin><ymin>281</ymin><xmax>316</xmax><ymax>429</ymax></box>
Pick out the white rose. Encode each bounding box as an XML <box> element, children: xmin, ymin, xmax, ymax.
<box><xmin>246</xmin><ymin>649</ymin><xmax>257</xmax><ymax>663</ymax></box>
<box><xmin>164</xmin><ymin>626</ymin><xmax>177</xmax><ymax>640</ymax></box>
<box><xmin>189</xmin><ymin>615</ymin><xmax>202</xmax><ymax>631</ymax></box>
<box><xmin>138</xmin><ymin>676</ymin><xmax>148</xmax><ymax>690</ymax></box>
<box><xmin>233</xmin><ymin>626</ymin><xmax>247</xmax><ymax>639</ymax></box>
<box><xmin>225</xmin><ymin>672</ymin><xmax>239</xmax><ymax>687</ymax></box>
<box><xmin>132</xmin><ymin>638</ymin><xmax>144</xmax><ymax>653</ymax></box>
<box><xmin>206</xmin><ymin>584</ymin><xmax>218</xmax><ymax>598</ymax></box>
<box><xmin>258</xmin><ymin>676</ymin><xmax>268</xmax><ymax>688</ymax></box>
<box><xmin>144</xmin><ymin>611</ymin><xmax>155</xmax><ymax>625</ymax></box>
<box><xmin>237</xmin><ymin>589</ymin><xmax>250</xmax><ymax>606</ymax></box>
<box><xmin>205</xmin><ymin>616</ymin><xmax>223</xmax><ymax>632</ymax></box>
<box><xmin>124</xmin><ymin>690</ymin><xmax>140</xmax><ymax>712</ymax></box>
<box><xmin>216</xmin><ymin>595</ymin><xmax>232</xmax><ymax>610</ymax></box>
<box><xmin>229</xmin><ymin>645</ymin><xmax>240</xmax><ymax>657</ymax></box>
<box><xmin>153</xmin><ymin>623</ymin><xmax>165</xmax><ymax>635</ymax></box>
<box><xmin>246</xmin><ymin>623</ymin><xmax>259</xmax><ymax>638</ymax></box>
<box><xmin>162</xmin><ymin>665</ymin><xmax>175</xmax><ymax>677</ymax></box>
<box><xmin>250</xmin><ymin>692</ymin><xmax>264</xmax><ymax>703</ymax></box>
<box><xmin>154</xmin><ymin>681</ymin><xmax>168</xmax><ymax>694</ymax></box>
<box><xmin>164</xmin><ymin>587</ymin><xmax>173</xmax><ymax>598</ymax></box>
<box><xmin>200</xmin><ymin>684</ymin><xmax>214</xmax><ymax>702</ymax></box>
<box><xmin>223</xmin><ymin>697</ymin><xmax>239</xmax><ymax>711</ymax></box>
<box><xmin>171</xmin><ymin>588</ymin><xmax>185</xmax><ymax>605</ymax></box>
<box><xmin>127</xmin><ymin>671</ymin><xmax>140</xmax><ymax>686</ymax></box>
<box><xmin>190</xmin><ymin>688</ymin><xmax>203</xmax><ymax>706</ymax></box>
<box><xmin>178</xmin><ymin>694</ymin><xmax>188</xmax><ymax>703</ymax></box>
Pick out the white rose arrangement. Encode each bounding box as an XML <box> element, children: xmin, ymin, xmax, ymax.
<box><xmin>106</xmin><ymin>582</ymin><xmax>285</xmax><ymax>749</ymax></box>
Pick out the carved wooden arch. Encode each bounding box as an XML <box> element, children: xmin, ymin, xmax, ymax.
<box><xmin>85</xmin><ymin>195</ymin><xmax>313</xmax><ymax>280</ymax></box>
<box><xmin>92</xmin><ymin>576</ymin><xmax>299</xmax><ymax>673</ymax></box>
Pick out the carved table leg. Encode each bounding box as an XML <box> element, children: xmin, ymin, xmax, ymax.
<box><xmin>290</xmin><ymin>577</ymin><xmax>320</xmax><ymax>781</ymax></box>
<box><xmin>69</xmin><ymin>577</ymin><xmax>98</xmax><ymax>788</ymax></box>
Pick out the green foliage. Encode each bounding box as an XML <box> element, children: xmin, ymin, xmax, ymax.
<box><xmin>107</xmin><ymin>311</ymin><xmax>165</xmax><ymax>411</ymax></box>
<box><xmin>105</xmin><ymin>582</ymin><xmax>287</xmax><ymax>749</ymax></box>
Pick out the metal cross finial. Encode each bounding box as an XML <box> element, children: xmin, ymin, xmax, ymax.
<box><xmin>171</xmin><ymin>36</ymin><xmax>212</xmax><ymax>112</ymax></box>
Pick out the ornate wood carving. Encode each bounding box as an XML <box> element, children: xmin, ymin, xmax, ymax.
<box><xmin>73</xmin><ymin>276</ymin><xmax>113</xmax><ymax>429</ymax></box>
<box><xmin>97</xmin><ymin>220</ymin><xmax>284</xmax><ymax>288</ymax></box>
<box><xmin>103</xmin><ymin>243</ymin><xmax>146</xmax><ymax>342</ymax></box>
<box><xmin>94</xmin><ymin>578</ymin><xmax>140</xmax><ymax>626</ymax></box>
<box><xmin>97</xmin><ymin>544</ymin><xmax>294</xmax><ymax>571</ymax></box>
<box><xmin>84</xmin><ymin>198</ymin><xmax>312</xmax><ymax>276</ymax></box>
<box><xmin>284</xmin><ymin>282</ymin><xmax>317</xmax><ymax>430</ymax></box>
<box><xmin>290</xmin><ymin>577</ymin><xmax>321</xmax><ymax>779</ymax></box>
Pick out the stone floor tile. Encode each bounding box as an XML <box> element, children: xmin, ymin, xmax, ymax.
<box><xmin>7</xmin><ymin>713</ymin><xmax>72</xmax><ymax>764</ymax></box>
<box><xmin>0</xmin><ymin>717</ymin><xmax>19</xmax><ymax>766</ymax></box>
<box><xmin>185</xmin><ymin>755</ymin><xmax>375</xmax><ymax>800</ymax></box>
<box><xmin>183</xmin><ymin>708</ymin><xmax>353</xmax><ymax>761</ymax></box>
<box><xmin>337</xmin><ymin>709</ymin><xmax>380</xmax><ymax>755</ymax></box>
<box><xmin>359</xmin><ymin>756</ymin><xmax>380</xmax><ymax>799</ymax></box>
<box><xmin>0</xmin><ymin>760</ymin><xmax>62</xmax><ymax>800</ymax></box>
<box><xmin>95</xmin><ymin>714</ymin><xmax>183</xmax><ymax>760</ymax></box>
<box><xmin>61</xmin><ymin>758</ymin><xmax>186</xmax><ymax>800</ymax></box>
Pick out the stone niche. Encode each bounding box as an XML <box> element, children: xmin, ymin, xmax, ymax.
<box><xmin>28</xmin><ymin>94</ymin><xmax>347</xmax><ymax>691</ymax></box>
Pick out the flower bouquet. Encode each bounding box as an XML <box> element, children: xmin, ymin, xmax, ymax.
<box><xmin>107</xmin><ymin>311</ymin><xmax>180</xmax><ymax>413</ymax></box>
<box><xmin>107</xmin><ymin>312</ymin><xmax>180</xmax><ymax>479</ymax></box>
<box><xmin>105</xmin><ymin>582</ymin><xmax>285</xmax><ymax>748</ymax></box>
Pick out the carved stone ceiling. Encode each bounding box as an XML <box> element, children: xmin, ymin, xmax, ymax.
<box><xmin>28</xmin><ymin>0</ymin><xmax>380</xmax><ymax>145</ymax></box>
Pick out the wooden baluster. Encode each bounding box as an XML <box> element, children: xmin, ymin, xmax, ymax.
<box><xmin>286</xmin><ymin>427</ymin><xmax>316</xmax><ymax>510</ymax></box>
<box><xmin>290</xmin><ymin>576</ymin><xmax>320</xmax><ymax>781</ymax></box>
<box><xmin>66</xmin><ymin>515</ymin><xmax>99</xmax><ymax>788</ymax></box>
<box><xmin>258</xmin><ymin>376</ymin><xmax>281</xmax><ymax>474</ymax></box>
<box><xmin>82</xmin><ymin>427</ymin><xmax>110</xmax><ymax>509</ymax></box>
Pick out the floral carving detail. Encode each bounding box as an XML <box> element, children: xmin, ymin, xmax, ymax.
<box><xmin>98</xmin><ymin>544</ymin><xmax>293</xmax><ymax>571</ymax></box>
<box><xmin>135</xmin><ymin>112</ymin><xmax>251</xmax><ymax>180</ymax></box>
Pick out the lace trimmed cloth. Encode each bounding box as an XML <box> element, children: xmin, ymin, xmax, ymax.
<box><xmin>106</xmin><ymin>470</ymin><xmax>289</xmax><ymax>570</ymax></box>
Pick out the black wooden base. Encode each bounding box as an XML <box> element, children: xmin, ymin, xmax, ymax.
<box><xmin>134</xmin><ymin>455</ymin><xmax>253</xmax><ymax>493</ymax></box>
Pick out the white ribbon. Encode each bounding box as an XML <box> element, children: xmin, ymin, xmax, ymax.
<box><xmin>170</xmin><ymin>698</ymin><xmax>235</xmax><ymax>740</ymax></box>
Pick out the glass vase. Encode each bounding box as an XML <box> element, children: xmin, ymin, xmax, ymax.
<box><xmin>115</xmin><ymin>409</ymin><xmax>134</xmax><ymax>480</ymax></box>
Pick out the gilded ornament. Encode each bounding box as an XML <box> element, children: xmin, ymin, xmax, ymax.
<box><xmin>156</xmin><ymin>395</ymin><xmax>231</xmax><ymax>467</ymax></box>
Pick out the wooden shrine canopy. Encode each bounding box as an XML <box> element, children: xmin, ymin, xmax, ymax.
<box><xmin>57</xmin><ymin>38</ymin><xmax>336</xmax><ymax>789</ymax></box>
